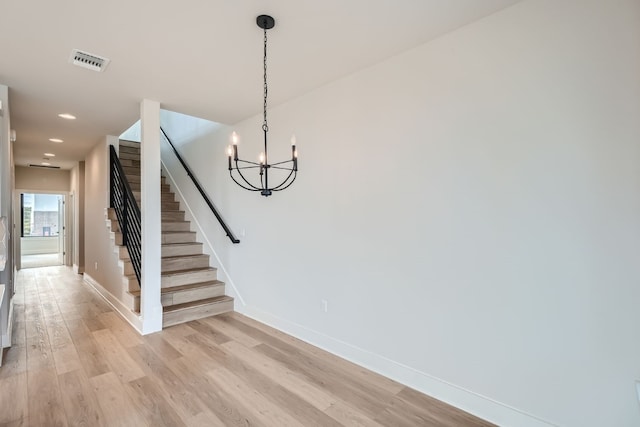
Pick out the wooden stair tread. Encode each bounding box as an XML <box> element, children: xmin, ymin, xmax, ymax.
<box><xmin>129</xmin><ymin>280</ymin><xmax>224</xmax><ymax>297</ymax></box>
<box><xmin>162</xmin><ymin>242</ymin><xmax>201</xmax><ymax>246</ymax></box>
<box><xmin>163</xmin><ymin>296</ymin><xmax>233</xmax><ymax>313</ymax></box>
<box><xmin>161</xmin><ymin>254</ymin><xmax>208</xmax><ymax>261</ymax></box>
<box><xmin>162</xmin><ymin>267</ymin><xmax>216</xmax><ymax>277</ymax></box>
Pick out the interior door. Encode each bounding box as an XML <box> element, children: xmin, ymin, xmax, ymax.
<box><xmin>57</xmin><ymin>196</ymin><xmax>64</xmax><ymax>265</ymax></box>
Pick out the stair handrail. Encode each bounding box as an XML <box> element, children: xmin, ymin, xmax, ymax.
<box><xmin>160</xmin><ymin>127</ymin><xmax>240</xmax><ymax>244</ymax></box>
<box><xmin>109</xmin><ymin>145</ymin><xmax>142</xmax><ymax>283</ymax></box>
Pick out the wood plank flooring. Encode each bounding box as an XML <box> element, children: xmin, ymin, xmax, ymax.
<box><xmin>0</xmin><ymin>266</ymin><xmax>495</xmax><ymax>426</ymax></box>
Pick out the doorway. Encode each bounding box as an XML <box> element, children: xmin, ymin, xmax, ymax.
<box><xmin>19</xmin><ymin>192</ymin><xmax>66</xmax><ymax>269</ymax></box>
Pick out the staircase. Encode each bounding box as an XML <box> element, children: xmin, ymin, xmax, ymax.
<box><xmin>106</xmin><ymin>140</ymin><xmax>234</xmax><ymax>328</ymax></box>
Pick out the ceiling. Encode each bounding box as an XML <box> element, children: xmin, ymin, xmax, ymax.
<box><xmin>0</xmin><ymin>0</ymin><xmax>521</xmax><ymax>169</ymax></box>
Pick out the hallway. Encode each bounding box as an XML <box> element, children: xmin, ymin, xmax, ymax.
<box><xmin>0</xmin><ymin>266</ymin><xmax>493</xmax><ymax>426</ymax></box>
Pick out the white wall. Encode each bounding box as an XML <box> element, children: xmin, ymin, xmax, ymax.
<box><xmin>70</xmin><ymin>162</ymin><xmax>85</xmax><ymax>272</ymax></box>
<box><xmin>15</xmin><ymin>166</ymin><xmax>70</xmax><ymax>192</ymax></box>
<box><xmin>0</xmin><ymin>84</ymin><xmax>14</xmax><ymax>350</ymax></box>
<box><xmin>161</xmin><ymin>1</ymin><xmax>640</xmax><ymax>426</ymax></box>
<box><xmin>84</xmin><ymin>137</ymin><xmax>129</xmax><ymax>300</ymax></box>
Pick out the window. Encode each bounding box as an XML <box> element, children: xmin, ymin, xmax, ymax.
<box><xmin>21</xmin><ymin>193</ymin><xmax>62</xmax><ymax>237</ymax></box>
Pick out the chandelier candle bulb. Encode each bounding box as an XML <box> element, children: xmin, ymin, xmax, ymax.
<box><xmin>227</xmin><ymin>146</ymin><xmax>233</xmax><ymax>170</ymax></box>
<box><xmin>291</xmin><ymin>134</ymin><xmax>297</xmax><ymax>160</ymax></box>
<box><xmin>231</xmin><ymin>132</ymin><xmax>239</xmax><ymax>160</ymax></box>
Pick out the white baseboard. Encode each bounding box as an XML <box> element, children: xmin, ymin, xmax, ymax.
<box><xmin>83</xmin><ymin>273</ymin><xmax>143</xmax><ymax>333</ymax></box>
<box><xmin>2</xmin><ymin>297</ymin><xmax>13</xmax><ymax>349</ymax></box>
<box><xmin>237</xmin><ymin>305</ymin><xmax>557</xmax><ymax>427</ymax></box>
<box><xmin>73</xmin><ymin>264</ymin><xmax>84</xmax><ymax>274</ymax></box>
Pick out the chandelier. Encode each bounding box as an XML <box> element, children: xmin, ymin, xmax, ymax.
<box><xmin>227</xmin><ymin>14</ymin><xmax>298</xmax><ymax>197</ymax></box>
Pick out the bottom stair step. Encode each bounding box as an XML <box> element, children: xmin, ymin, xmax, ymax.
<box><xmin>163</xmin><ymin>296</ymin><xmax>234</xmax><ymax>327</ymax></box>
<box><xmin>129</xmin><ymin>280</ymin><xmax>226</xmax><ymax>307</ymax></box>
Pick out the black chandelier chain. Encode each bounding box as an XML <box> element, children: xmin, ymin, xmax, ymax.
<box><xmin>227</xmin><ymin>14</ymin><xmax>298</xmax><ymax>197</ymax></box>
<box><xmin>263</xmin><ymin>27</ymin><xmax>269</xmax><ymax>133</ymax></box>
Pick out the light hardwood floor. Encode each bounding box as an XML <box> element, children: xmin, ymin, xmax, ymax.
<box><xmin>0</xmin><ymin>266</ymin><xmax>495</xmax><ymax>426</ymax></box>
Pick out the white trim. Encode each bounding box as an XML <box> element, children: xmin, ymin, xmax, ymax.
<box><xmin>139</xmin><ymin>102</ymin><xmax>163</xmax><ymax>335</ymax></box>
<box><xmin>83</xmin><ymin>273</ymin><xmax>143</xmax><ymax>333</ymax></box>
<box><xmin>2</xmin><ymin>296</ymin><xmax>13</xmax><ymax>349</ymax></box>
<box><xmin>237</xmin><ymin>305</ymin><xmax>558</xmax><ymax>427</ymax></box>
<box><xmin>160</xmin><ymin>161</ymin><xmax>246</xmax><ymax>306</ymax></box>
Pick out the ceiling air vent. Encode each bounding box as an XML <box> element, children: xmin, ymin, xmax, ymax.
<box><xmin>29</xmin><ymin>164</ymin><xmax>61</xmax><ymax>169</ymax></box>
<box><xmin>69</xmin><ymin>49</ymin><xmax>110</xmax><ymax>72</ymax></box>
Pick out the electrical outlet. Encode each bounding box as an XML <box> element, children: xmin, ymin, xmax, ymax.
<box><xmin>321</xmin><ymin>299</ymin><xmax>328</xmax><ymax>313</ymax></box>
<box><xmin>94</xmin><ymin>261</ymin><xmax>98</xmax><ymax>270</ymax></box>
<box><xmin>636</xmin><ymin>381</ymin><xmax>640</xmax><ymax>405</ymax></box>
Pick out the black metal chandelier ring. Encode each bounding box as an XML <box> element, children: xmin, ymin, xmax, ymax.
<box><xmin>227</xmin><ymin>14</ymin><xmax>298</xmax><ymax>197</ymax></box>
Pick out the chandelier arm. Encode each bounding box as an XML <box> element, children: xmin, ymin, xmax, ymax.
<box><xmin>270</xmin><ymin>165</ymin><xmax>295</xmax><ymax>171</ymax></box>
<box><xmin>234</xmin><ymin>165</ymin><xmax>262</xmax><ymax>170</ymax></box>
<box><xmin>229</xmin><ymin>171</ymin><xmax>262</xmax><ymax>191</ymax></box>
<box><xmin>270</xmin><ymin>169</ymin><xmax>295</xmax><ymax>190</ymax></box>
<box><xmin>234</xmin><ymin>158</ymin><xmax>263</xmax><ymax>189</ymax></box>
<box><xmin>235</xmin><ymin>159</ymin><xmax>262</xmax><ymax>166</ymax></box>
<box><xmin>272</xmin><ymin>171</ymin><xmax>297</xmax><ymax>192</ymax></box>
<box><xmin>270</xmin><ymin>159</ymin><xmax>294</xmax><ymax>166</ymax></box>
<box><xmin>233</xmin><ymin>165</ymin><xmax>263</xmax><ymax>190</ymax></box>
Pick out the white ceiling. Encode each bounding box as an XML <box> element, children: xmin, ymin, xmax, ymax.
<box><xmin>0</xmin><ymin>0</ymin><xmax>521</xmax><ymax>169</ymax></box>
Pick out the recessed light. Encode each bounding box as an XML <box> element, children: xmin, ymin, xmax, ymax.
<box><xmin>58</xmin><ymin>113</ymin><xmax>76</xmax><ymax>120</ymax></box>
<box><xmin>49</xmin><ymin>138</ymin><xmax>63</xmax><ymax>143</ymax></box>
<box><xmin>41</xmin><ymin>162</ymin><xmax>51</xmax><ymax>166</ymax></box>
<box><xmin>44</xmin><ymin>153</ymin><xmax>56</xmax><ymax>157</ymax></box>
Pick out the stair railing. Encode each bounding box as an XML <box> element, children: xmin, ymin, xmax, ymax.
<box><xmin>109</xmin><ymin>145</ymin><xmax>142</xmax><ymax>284</ymax></box>
<box><xmin>160</xmin><ymin>127</ymin><xmax>240</xmax><ymax>244</ymax></box>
